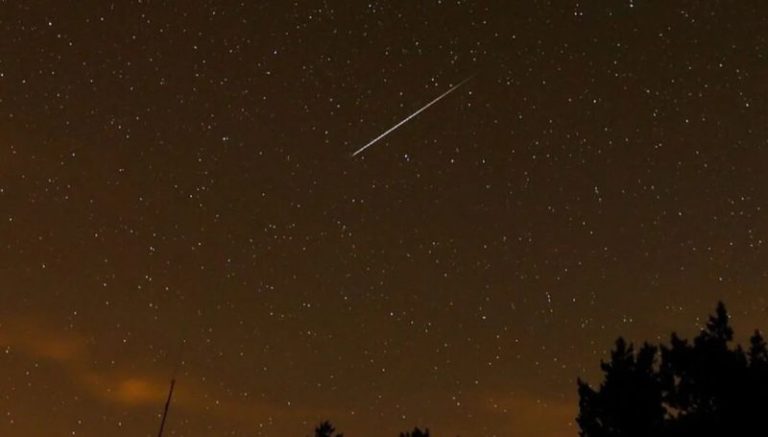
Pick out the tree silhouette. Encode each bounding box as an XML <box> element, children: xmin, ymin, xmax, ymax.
<box><xmin>745</xmin><ymin>329</ymin><xmax>768</xmax><ymax>425</ymax></box>
<box><xmin>314</xmin><ymin>420</ymin><xmax>343</xmax><ymax>437</ymax></box>
<box><xmin>399</xmin><ymin>427</ymin><xmax>430</xmax><ymax>437</ymax></box>
<box><xmin>578</xmin><ymin>302</ymin><xmax>768</xmax><ymax>436</ymax></box>
<box><xmin>576</xmin><ymin>338</ymin><xmax>665</xmax><ymax>437</ymax></box>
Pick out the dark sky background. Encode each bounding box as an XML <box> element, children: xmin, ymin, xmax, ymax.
<box><xmin>1</xmin><ymin>1</ymin><xmax>767</xmax><ymax>436</ymax></box>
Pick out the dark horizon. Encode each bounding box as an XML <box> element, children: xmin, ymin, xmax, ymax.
<box><xmin>2</xmin><ymin>1</ymin><xmax>767</xmax><ymax>435</ymax></box>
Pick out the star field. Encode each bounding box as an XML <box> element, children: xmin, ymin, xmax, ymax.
<box><xmin>1</xmin><ymin>1</ymin><xmax>767</xmax><ymax>436</ymax></box>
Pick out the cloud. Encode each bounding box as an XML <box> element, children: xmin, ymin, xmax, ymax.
<box><xmin>0</xmin><ymin>316</ymin><xmax>335</xmax><ymax>428</ymax></box>
<box><xmin>79</xmin><ymin>372</ymin><xmax>171</xmax><ymax>406</ymax></box>
<box><xmin>0</xmin><ymin>318</ymin><xmax>87</xmax><ymax>364</ymax></box>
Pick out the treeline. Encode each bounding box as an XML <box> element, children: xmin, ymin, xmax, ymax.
<box><xmin>312</xmin><ymin>420</ymin><xmax>429</xmax><ymax>437</ymax></box>
<box><xmin>578</xmin><ymin>302</ymin><xmax>768</xmax><ymax>436</ymax></box>
<box><xmin>310</xmin><ymin>302</ymin><xmax>768</xmax><ymax>436</ymax></box>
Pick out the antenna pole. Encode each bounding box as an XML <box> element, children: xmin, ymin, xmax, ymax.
<box><xmin>157</xmin><ymin>378</ymin><xmax>176</xmax><ymax>437</ymax></box>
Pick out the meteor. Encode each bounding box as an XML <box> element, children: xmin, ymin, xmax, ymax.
<box><xmin>351</xmin><ymin>75</ymin><xmax>474</xmax><ymax>157</ymax></box>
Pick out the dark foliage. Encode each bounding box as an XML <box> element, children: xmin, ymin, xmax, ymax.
<box><xmin>578</xmin><ymin>302</ymin><xmax>768</xmax><ymax>436</ymax></box>
<box><xmin>314</xmin><ymin>420</ymin><xmax>344</xmax><ymax>437</ymax></box>
<box><xmin>577</xmin><ymin>338</ymin><xmax>665</xmax><ymax>437</ymax></box>
<box><xmin>399</xmin><ymin>427</ymin><xmax>430</xmax><ymax>437</ymax></box>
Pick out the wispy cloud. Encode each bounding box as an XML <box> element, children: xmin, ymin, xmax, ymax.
<box><xmin>0</xmin><ymin>316</ymin><xmax>337</xmax><ymax>428</ymax></box>
<box><xmin>0</xmin><ymin>318</ymin><xmax>87</xmax><ymax>364</ymax></box>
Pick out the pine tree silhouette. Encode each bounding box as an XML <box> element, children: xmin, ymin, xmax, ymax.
<box><xmin>660</xmin><ymin>301</ymin><xmax>747</xmax><ymax>435</ymax></box>
<box><xmin>748</xmin><ymin>330</ymin><xmax>768</xmax><ymax>366</ymax></box>
<box><xmin>399</xmin><ymin>427</ymin><xmax>430</xmax><ymax>437</ymax></box>
<box><xmin>744</xmin><ymin>330</ymin><xmax>768</xmax><ymax>433</ymax></box>
<box><xmin>578</xmin><ymin>302</ymin><xmax>768</xmax><ymax>437</ymax></box>
<box><xmin>314</xmin><ymin>420</ymin><xmax>343</xmax><ymax>437</ymax></box>
<box><xmin>577</xmin><ymin>338</ymin><xmax>665</xmax><ymax>436</ymax></box>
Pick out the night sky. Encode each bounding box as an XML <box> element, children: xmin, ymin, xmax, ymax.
<box><xmin>1</xmin><ymin>1</ymin><xmax>768</xmax><ymax>436</ymax></box>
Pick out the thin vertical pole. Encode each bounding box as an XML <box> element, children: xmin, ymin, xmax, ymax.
<box><xmin>157</xmin><ymin>378</ymin><xmax>176</xmax><ymax>437</ymax></box>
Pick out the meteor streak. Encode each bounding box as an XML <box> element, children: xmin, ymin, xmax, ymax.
<box><xmin>351</xmin><ymin>75</ymin><xmax>474</xmax><ymax>157</ymax></box>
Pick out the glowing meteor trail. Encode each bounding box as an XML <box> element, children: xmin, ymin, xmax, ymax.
<box><xmin>351</xmin><ymin>76</ymin><xmax>474</xmax><ymax>157</ymax></box>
